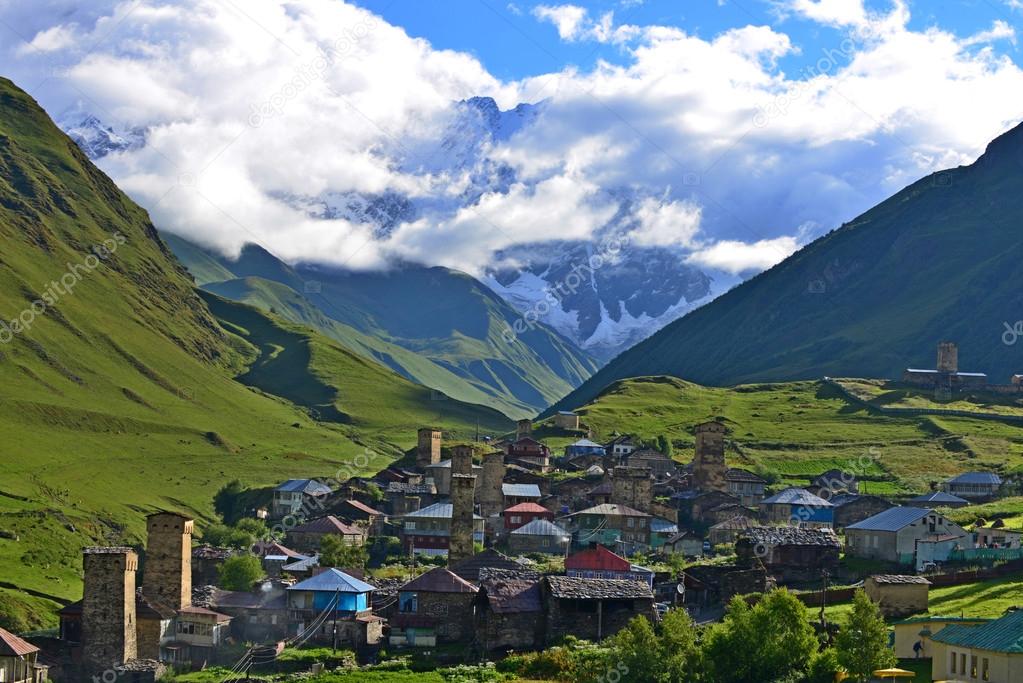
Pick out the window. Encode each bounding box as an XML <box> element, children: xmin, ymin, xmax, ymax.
<box><xmin>639</xmin><ymin>519</ymin><xmax>646</xmax><ymax>528</ymax></box>
<box><xmin>404</xmin><ymin>521</ymin><xmax>416</xmax><ymax>530</ymax></box>
<box><xmin>511</xmin><ymin>515</ymin><xmax>521</xmax><ymax>524</ymax></box>
<box><xmin>627</xmin><ymin>518</ymin><xmax>635</xmax><ymax>528</ymax></box>
<box><xmin>982</xmin><ymin>657</ymin><xmax>989</xmax><ymax>681</ymax></box>
<box><xmin>950</xmin><ymin>651</ymin><xmax>957</xmax><ymax>674</ymax></box>
<box><xmin>971</xmin><ymin>655</ymin><xmax>977</xmax><ymax>678</ymax></box>
<box><xmin>961</xmin><ymin>653</ymin><xmax>966</xmax><ymax>675</ymax></box>
<box><xmin>399</xmin><ymin>592</ymin><xmax>418</xmax><ymax>613</ymax></box>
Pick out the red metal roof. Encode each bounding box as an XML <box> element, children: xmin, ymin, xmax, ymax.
<box><xmin>503</xmin><ymin>502</ymin><xmax>549</xmax><ymax>514</ymax></box>
<box><xmin>0</xmin><ymin>626</ymin><xmax>39</xmax><ymax>656</ymax></box>
<box><xmin>344</xmin><ymin>499</ymin><xmax>384</xmax><ymax>516</ymax></box>
<box><xmin>565</xmin><ymin>545</ymin><xmax>630</xmax><ymax>572</ymax></box>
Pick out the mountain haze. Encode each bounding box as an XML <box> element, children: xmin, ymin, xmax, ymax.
<box><xmin>548</xmin><ymin>121</ymin><xmax>1023</xmax><ymax>414</ymax></box>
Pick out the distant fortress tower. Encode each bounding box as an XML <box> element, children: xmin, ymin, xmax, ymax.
<box><xmin>82</xmin><ymin>547</ymin><xmax>138</xmax><ymax>672</ymax></box>
<box><xmin>417</xmin><ymin>428</ymin><xmax>442</xmax><ymax>469</ymax></box>
<box><xmin>692</xmin><ymin>421</ymin><xmax>729</xmax><ymax>492</ymax></box>
<box><xmin>142</xmin><ymin>511</ymin><xmax>193</xmax><ymax>611</ymax></box>
<box><xmin>937</xmin><ymin>341</ymin><xmax>958</xmax><ymax>374</ymax></box>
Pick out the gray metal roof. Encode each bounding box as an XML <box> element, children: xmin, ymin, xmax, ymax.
<box><xmin>402</xmin><ymin>502</ymin><xmax>484</xmax><ymax>520</ymax></box>
<box><xmin>275</xmin><ymin>479</ymin><xmax>331</xmax><ymax>495</ymax></box>
<box><xmin>762</xmin><ymin>487</ymin><xmax>833</xmax><ymax>507</ymax></box>
<box><xmin>948</xmin><ymin>471</ymin><xmax>1002</xmax><ymax>485</ymax></box>
<box><xmin>910</xmin><ymin>491</ymin><xmax>969</xmax><ymax>504</ymax></box>
<box><xmin>846</xmin><ymin>506</ymin><xmax>930</xmax><ymax>532</ymax></box>
<box><xmin>502</xmin><ymin>483</ymin><xmax>542</xmax><ymax>498</ymax></box>
<box><xmin>510</xmin><ymin>519</ymin><xmax>569</xmax><ymax>537</ymax></box>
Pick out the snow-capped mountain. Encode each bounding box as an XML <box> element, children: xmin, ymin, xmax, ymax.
<box><xmin>61</xmin><ymin>114</ymin><xmax>146</xmax><ymax>159</ymax></box>
<box><xmin>61</xmin><ymin>96</ymin><xmax>720</xmax><ymax>361</ymax></box>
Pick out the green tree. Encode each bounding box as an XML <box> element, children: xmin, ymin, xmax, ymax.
<box><xmin>235</xmin><ymin>517</ymin><xmax>268</xmax><ymax>538</ymax></box>
<box><xmin>835</xmin><ymin>590</ymin><xmax>896</xmax><ymax>681</ymax></box>
<box><xmin>703</xmin><ymin>590</ymin><xmax>819</xmax><ymax>683</ymax></box>
<box><xmin>806</xmin><ymin>648</ymin><xmax>843</xmax><ymax>683</ymax></box>
<box><xmin>213</xmin><ymin>480</ymin><xmax>246</xmax><ymax>525</ymax></box>
<box><xmin>660</xmin><ymin>608</ymin><xmax>700</xmax><ymax>682</ymax></box>
<box><xmin>218</xmin><ymin>555</ymin><xmax>264</xmax><ymax>591</ymax></box>
<box><xmin>608</xmin><ymin>615</ymin><xmax>662</xmax><ymax>682</ymax></box>
<box><xmin>320</xmin><ymin>534</ymin><xmax>368</xmax><ymax>569</ymax></box>
<box><xmin>202</xmin><ymin>523</ymin><xmax>255</xmax><ymax>550</ymax></box>
<box><xmin>657</xmin><ymin>434</ymin><xmax>674</xmax><ymax>458</ymax></box>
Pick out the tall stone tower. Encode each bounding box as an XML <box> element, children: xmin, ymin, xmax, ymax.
<box><xmin>451</xmin><ymin>444</ymin><xmax>474</xmax><ymax>475</ymax></box>
<box><xmin>82</xmin><ymin>547</ymin><xmax>138</xmax><ymax>671</ymax></box>
<box><xmin>516</xmin><ymin>419</ymin><xmax>532</xmax><ymax>440</ymax></box>
<box><xmin>612</xmin><ymin>466</ymin><xmax>653</xmax><ymax>512</ymax></box>
<box><xmin>142</xmin><ymin>511</ymin><xmax>193</xmax><ymax>611</ymax></box>
<box><xmin>479</xmin><ymin>450</ymin><xmax>506</xmax><ymax>519</ymax></box>
<box><xmin>937</xmin><ymin>341</ymin><xmax>958</xmax><ymax>374</ymax></box>
<box><xmin>692</xmin><ymin>421</ymin><xmax>728</xmax><ymax>492</ymax></box>
<box><xmin>417</xmin><ymin>428</ymin><xmax>442</xmax><ymax>469</ymax></box>
<box><xmin>448</xmin><ymin>472</ymin><xmax>477</xmax><ymax>565</ymax></box>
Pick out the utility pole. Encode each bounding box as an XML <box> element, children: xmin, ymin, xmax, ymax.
<box><xmin>819</xmin><ymin>569</ymin><xmax>830</xmax><ymax>640</ymax></box>
<box><xmin>332</xmin><ymin>587</ymin><xmax>340</xmax><ymax>652</ymax></box>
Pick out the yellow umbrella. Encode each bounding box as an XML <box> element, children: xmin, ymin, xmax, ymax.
<box><xmin>872</xmin><ymin>669</ymin><xmax>916</xmax><ymax>680</ymax></box>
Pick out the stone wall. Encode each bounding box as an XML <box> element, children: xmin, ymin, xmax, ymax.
<box><xmin>82</xmin><ymin>547</ymin><xmax>138</xmax><ymax>672</ymax></box>
<box><xmin>545</xmin><ymin>597</ymin><xmax>655</xmax><ymax>644</ymax></box>
<box><xmin>143</xmin><ymin>512</ymin><xmax>192</xmax><ymax>611</ymax></box>
<box><xmin>477</xmin><ymin>610</ymin><xmax>542</xmax><ymax>652</ymax></box>
<box><xmin>612</xmin><ymin>466</ymin><xmax>652</xmax><ymax>512</ymax></box>
<box><xmin>479</xmin><ymin>452</ymin><xmax>505</xmax><ymax>519</ymax></box>
<box><xmin>407</xmin><ymin>592</ymin><xmax>476</xmax><ymax>643</ymax></box>
<box><xmin>693</xmin><ymin>422</ymin><xmax>728</xmax><ymax>492</ymax></box>
<box><xmin>448</xmin><ymin>473</ymin><xmax>477</xmax><ymax>564</ymax></box>
<box><xmin>417</xmin><ymin>429</ymin><xmax>442</xmax><ymax>469</ymax></box>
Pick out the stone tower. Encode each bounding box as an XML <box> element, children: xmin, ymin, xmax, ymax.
<box><xmin>937</xmin><ymin>341</ymin><xmax>958</xmax><ymax>374</ymax></box>
<box><xmin>612</xmin><ymin>466</ymin><xmax>653</xmax><ymax>512</ymax></box>
<box><xmin>82</xmin><ymin>547</ymin><xmax>138</xmax><ymax>672</ymax></box>
<box><xmin>448</xmin><ymin>472</ymin><xmax>477</xmax><ymax>565</ymax></box>
<box><xmin>516</xmin><ymin>419</ymin><xmax>532</xmax><ymax>440</ymax></box>
<box><xmin>142</xmin><ymin>511</ymin><xmax>193</xmax><ymax>611</ymax></box>
<box><xmin>417</xmin><ymin>428</ymin><xmax>442</xmax><ymax>469</ymax></box>
<box><xmin>692</xmin><ymin>421</ymin><xmax>728</xmax><ymax>492</ymax></box>
<box><xmin>479</xmin><ymin>450</ymin><xmax>506</xmax><ymax>519</ymax></box>
<box><xmin>451</xmin><ymin>444</ymin><xmax>474</xmax><ymax>475</ymax></box>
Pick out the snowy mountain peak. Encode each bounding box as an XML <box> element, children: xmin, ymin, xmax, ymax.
<box><xmin>60</xmin><ymin>114</ymin><xmax>146</xmax><ymax>159</ymax></box>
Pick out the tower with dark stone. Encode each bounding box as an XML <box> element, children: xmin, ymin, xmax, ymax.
<box><xmin>516</xmin><ymin>419</ymin><xmax>532</xmax><ymax>440</ymax></box>
<box><xmin>937</xmin><ymin>341</ymin><xmax>959</xmax><ymax>374</ymax></box>
<box><xmin>479</xmin><ymin>450</ymin><xmax>506</xmax><ymax>522</ymax></box>
<box><xmin>417</xmin><ymin>428</ymin><xmax>442</xmax><ymax>469</ymax></box>
<box><xmin>448</xmin><ymin>472</ymin><xmax>477</xmax><ymax>564</ymax></box>
<box><xmin>612</xmin><ymin>466</ymin><xmax>653</xmax><ymax>512</ymax></box>
<box><xmin>82</xmin><ymin>547</ymin><xmax>138</xmax><ymax>672</ymax></box>
<box><xmin>142</xmin><ymin>511</ymin><xmax>193</xmax><ymax>611</ymax></box>
<box><xmin>692</xmin><ymin>421</ymin><xmax>728</xmax><ymax>492</ymax></box>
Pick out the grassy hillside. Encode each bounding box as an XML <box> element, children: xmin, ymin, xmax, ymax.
<box><xmin>0</xmin><ymin>77</ymin><xmax>509</xmax><ymax>630</ymax></box>
<box><xmin>548</xmin><ymin>121</ymin><xmax>1023</xmax><ymax>414</ymax></box>
<box><xmin>562</xmin><ymin>375</ymin><xmax>1023</xmax><ymax>493</ymax></box>
<box><xmin>165</xmin><ymin>235</ymin><xmax>599</xmax><ymax>418</ymax></box>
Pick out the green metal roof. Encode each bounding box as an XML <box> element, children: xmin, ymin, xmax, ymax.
<box><xmin>930</xmin><ymin>610</ymin><xmax>1023</xmax><ymax>653</ymax></box>
<box><xmin>895</xmin><ymin>616</ymin><xmax>992</xmax><ymax>625</ymax></box>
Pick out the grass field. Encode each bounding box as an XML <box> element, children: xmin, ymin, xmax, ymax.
<box><xmin>822</xmin><ymin>576</ymin><xmax>1023</xmax><ymax>622</ymax></box>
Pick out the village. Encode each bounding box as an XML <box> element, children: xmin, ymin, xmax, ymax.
<box><xmin>7</xmin><ymin>340</ymin><xmax>1023</xmax><ymax>683</ymax></box>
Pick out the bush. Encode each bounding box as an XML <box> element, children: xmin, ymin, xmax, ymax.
<box><xmin>217</xmin><ymin>554</ymin><xmax>264</xmax><ymax>590</ymax></box>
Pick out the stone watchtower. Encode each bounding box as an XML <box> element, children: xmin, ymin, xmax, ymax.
<box><xmin>417</xmin><ymin>428</ymin><xmax>442</xmax><ymax>469</ymax></box>
<box><xmin>82</xmin><ymin>547</ymin><xmax>138</xmax><ymax>672</ymax></box>
<box><xmin>612</xmin><ymin>466</ymin><xmax>653</xmax><ymax>512</ymax></box>
<box><xmin>692</xmin><ymin>421</ymin><xmax>729</xmax><ymax>492</ymax></box>
<box><xmin>516</xmin><ymin>419</ymin><xmax>532</xmax><ymax>441</ymax></box>
<box><xmin>142</xmin><ymin>512</ymin><xmax>193</xmax><ymax>611</ymax></box>
<box><xmin>937</xmin><ymin>341</ymin><xmax>958</xmax><ymax>374</ymax></box>
<box><xmin>479</xmin><ymin>450</ymin><xmax>506</xmax><ymax>519</ymax></box>
<box><xmin>448</xmin><ymin>470</ymin><xmax>477</xmax><ymax>565</ymax></box>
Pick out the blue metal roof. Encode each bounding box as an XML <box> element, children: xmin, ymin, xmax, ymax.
<box><xmin>510</xmin><ymin>519</ymin><xmax>569</xmax><ymax>537</ymax></box>
<box><xmin>846</xmin><ymin>506</ymin><xmax>929</xmax><ymax>532</ymax></box>
<box><xmin>502</xmin><ymin>483</ymin><xmax>542</xmax><ymax>498</ymax></box>
<box><xmin>910</xmin><ymin>491</ymin><xmax>969</xmax><ymax>504</ymax></box>
<box><xmin>287</xmin><ymin>568</ymin><xmax>375</xmax><ymax>593</ymax></box>
<box><xmin>275</xmin><ymin>479</ymin><xmax>331</xmax><ymax>494</ymax></box>
<box><xmin>948</xmin><ymin>471</ymin><xmax>1002</xmax><ymax>485</ymax></box>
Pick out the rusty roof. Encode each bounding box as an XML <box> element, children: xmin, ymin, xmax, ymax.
<box><xmin>289</xmin><ymin>515</ymin><xmax>362</xmax><ymax>535</ymax></box>
<box><xmin>0</xmin><ymin>626</ymin><xmax>38</xmax><ymax>656</ymax></box>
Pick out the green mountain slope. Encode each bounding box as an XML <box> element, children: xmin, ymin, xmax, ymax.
<box><xmin>563</xmin><ymin>375</ymin><xmax>1023</xmax><ymax>493</ymax></box>
<box><xmin>550</xmin><ymin>121</ymin><xmax>1023</xmax><ymax>413</ymax></box>
<box><xmin>0</xmin><ymin>78</ymin><xmax>510</xmax><ymax>629</ymax></box>
<box><xmin>166</xmin><ymin>235</ymin><xmax>600</xmax><ymax>418</ymax></box>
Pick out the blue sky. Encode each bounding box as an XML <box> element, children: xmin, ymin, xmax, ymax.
<box><xmin>353</xmin><ymin>0</ymin><xmax>1022</xmax><ymax>82</ymax></box>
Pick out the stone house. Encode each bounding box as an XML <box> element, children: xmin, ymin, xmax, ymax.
<box><xmin>930</xmin><ymin>609</ymin><xmax>1023</xmax><ymax>683</ymax></box>
<box><xmin>944</xmin><ymin>472</ymin><xmax>1003</xmax><ymax>500</ymax></box>
<box><xmin>565</xmin><ymin>545</ymin><xmax>655</xmax><ymax>587</ymax></box>
<box><xmin>384</xmin><ymin>481</ymin><xmax>437</xmax><ymax>516</ymax></box>
<box><xmin>136</xmin><ymin>597</ymin><xmax>176</xmax><ymax>661</ymax></box>
<box><xmin>503</xmin><ymin>502</ymin><xmax>553</xmax><ymax>532</ymax></box>
<box><xmin>285</xmin><ymin>515</ymin><xmax>365</xmax><ymax>553</ymax></box>
<box><xmin>681</xmin><ymin>563</ymin><xmax>772</xmax><ymax>610</ymax></box>
<box><xmin>543</xmin><ymin>576</ymin><xmax>656</xmax><ymax>643</ymax></box>
<box><xmin>505</xmin><ymin>438</ymin><xmax>552</xmax><ymax>472</ymax></box>
<box><xmin>508</xmin><ymin>519</ymin><xmax>571</xmax><ymax>555</ymax></box>
<box><xmin>424</xmin><ymin>459</ymin><xmax>482</xmax><ymax>496</ymax></box>
<box><xmin>664</xmin><ymin>530</ymin><xmax>703</xmax><ymax>557</ymax></box>
<box><xmin>285</xmin><ymin>569</ymin><xmax>382</xmax><ymax>646</ymax></box>
<box><xmin>585</xmin><ymin>480</ymin><xmax>613</xmax><ymax>506</ymax></box>
<box><xmin>845</xmin><ymin>507</ymin><xmax>968</xmax><ymax>565</ymax></box>
<box><xmin>708</xmin><ymin>515</ymin><xmax>759</xmax><ymax>546</ymax></box>
<box><xmin>207</xmin><ymin>586</ymin><xmax>289</xmax><ymax>643</ymax></box>
<box><xmin>863</xmin><ymin>575</ymin><xmax>930</xmax><ymax>618</ymax></box>
<box><xmin>0</xmin><ymin>627</ymin><xmax>47</xmax><ymax>683</ymax></box>
<box><xmin>167</xmin><ymin>606</ymin><xmax>232</xmax><ymax>668</ymax></box>
<box><xmin>908</xmin><ymin>491</ymin><xmax>970</xmax><ymax>509</ymax></box>
<box><xmin>830</xmin><ymin>493</ymin><xmax>892</xmax><ymax>528</ymax></box>
<box><xmin>393</xmin><ymin>567</ymin><xmax>478</xmax><ymax>646</ymax></box>
<box><xmin>474</xmin><ymin>569</ymin><xmax>544</xmax><ymax>652</ymax></box>
<box><xmin>761</xmin><ymin>488</ymin><xmax>834</xmax><ymax>528</ymax></box>
<box><xmin>736</xmin><ymin>526</ymin><xmax>840</xmax><ymax>583</ymax></box>
<box><xmin>191</xmin><ymin>545</ymin><xmax>232</xmax><ymax>587</ymax></box>
<box><xmin>554</xmin><ymin>411</ymin><xmax>581</xmax><ymax>430</ymax></box>
<box><xmin>399</xmin><ymin>502</ymin><xmax>485</xmax><ymax>556</ymax></box>
<box><xmin>680</xmin><ymin>490</ymin><xmax>741</xmax><ymax>525</ymax></box>
<box><xmin>338</xmin><ymin>499</ymin><xmax>387</xmax><ymax>535</ymax></box>
<box><xmin>725</xmin><ymin>468</ymin><xmax>766</xmax><ymax>507</ymax></box>
<box><xmin>271</xmin><ymin>479</ymin><xmax>332</xmax><ymax>519</ymax></box>
<box><xmin>626</xmin><ymin>449</ymin><xmax>676</xmax><ymax>478</ymax></box>
<box><xmin>703</xmin><ymin>502</ymin><xmax>758</xmax><ymax>526</ymax></box>
<box><xmin>450</xmin><ymin>548</ymin><xmax>522</xmax><ymax>584</ymax></box>
<box><xmin>565</xmin><ymin>504</ymin><xmax>652</xmax><ymax>549</ymax></box>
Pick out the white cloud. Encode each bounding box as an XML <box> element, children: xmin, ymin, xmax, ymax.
<box><xmin>783</xmin><ymin>0</ymin><xmax>870</xmax><ymax>28</ymax></box>
<box><xmin>686</xmin><ymin>236</ymin><xmax>801</xmax><ymax>274</ymax></box>
<box><xmin>16</xmin><ymin>24</ymin><xmax>77</xmax><ymax>55</ymax></box>
<box><xmin>961</xmin><ymin>21</ymin><xmax>1016</xmax><ymax>48</ymax></box>
<box><xmin>532</xmin><ymin>4</ymin><xmax>639</xmax><ymax>44</ymax></box>
<box><xmin>628</xmin><ymin>197</ymin><xmax>702</xmax><ymax>247</ymax></box>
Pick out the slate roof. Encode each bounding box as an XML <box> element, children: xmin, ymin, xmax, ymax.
<box><xmin>910</xmin><ymin>491</ymin><xmax>970</xmax><ymax>504</ymax></box>
<box><xmin>846</xmin><ymin>506</ymin><xmax>930</xmax><ymax>532</ymax></box>
<box><xmin>930</xmin><ymin>609</ymin><xmax>1023</xmax><ymax>653</ymax></box>
<box><xmin>948</xmin><ymin>472</ymin><xmax>1003</xmax><ymax>486</ymax></box>
<box><xmin>545</xmin><ymin>575</ymin><xmax>653</xmax><ymax>600</ymax></box>
<box><xmin>289</xmin><ymin>515</ymin><xmax>362</xmax><ymax>535</ymax></box>
<box><xmin>275</xmin><ymin>479</ymin><xmax>331</xmax><ymax>495</ymax></box>
<box><xmin>402</xmin><ymin>502</ymin><xmax>484</xmax><ymax>520</ymax></box>
<box><xmin>571</xmin><ymin>503</ymin><xmax>650</xmax><ymax>518</ymax></box>
<box><xmin>385</xmin><ymin>482</ymin><xmax>436</xmax><ymax>495</ymax></box>
<box><xmin>0</xmin><ymin>626</ymin><xmax>39</xmax><ymax>656</ymax></box>
<box><xmin>710</xmin><ymin>515</ymin><xmax>759</xmax><ymax>531</ymax></box>
<box><xmin>450</xmin><ymin>548</ymin><xmax>522</xmax><ymax>583</ymax></box>
<box><xmin>741</xmin><ymin>526</ymin><xmax>840</xmax><ymax>548</ymax></box>
<box><xmin>870</xmin><ymin>574</ymin><xmax>931</xmax><ymax>585</ymax></box>
<box><xmin>510</xmin><ymin>519</ymin><xmax>569</xmax><ymax>537</ymax></box>
<box><xmin>209</xmin><ymin>589</ymin><xmax>287</xmax><ymax>610</ymax></box>
<box><xmin>288</xmin><ymin>568</ymin><xmax>375</xmax><ymax>593</ymax></box>
<box><xmin>400</xmin><ymin>567</ymin><xmax>477</xmax><ymax>593</ymax></box>
<box><xmin>726</xmin><ymin>468</ymin><xmax>766</xmax><ymax>483</ymax></box>
<box><xmin>502</xmin><ymin>483</ymin><xmax>542</xmax><ymax>498</ymax></box>
<box><xmin>478</xmin><ymin>568</ymin><xmax>542</xmax><ymax>613</ymax></box>
<box><xmin>762</xmin><ymin>487</ymin><xmax>834</xmax><ymax>507</ymax></box>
